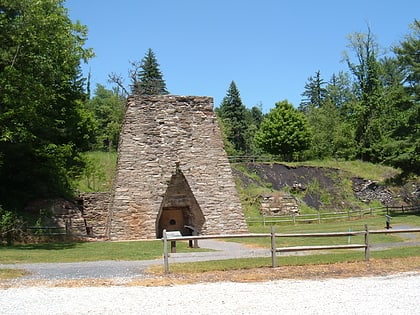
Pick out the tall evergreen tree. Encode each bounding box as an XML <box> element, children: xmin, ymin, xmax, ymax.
<box><xmin>131</xmin><ymin>48</ymin><xmax>169</xmax><ymax>95</ymax></box>
<box><xmin>326</xmin><ymin>71</ymin><xmax>355</xmax><ymax>111</ymax></box>
<box><xmin>299</xmin><ymin>70</ymin><xmax>327</xmax><ymax>113</ymax></box>
<box><xmin>216</xmin><ymin>81</ymin><xmax>249</xmax><ymax>155</ymax></box>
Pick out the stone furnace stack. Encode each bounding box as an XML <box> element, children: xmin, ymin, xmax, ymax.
<box><xmin>106</xmin><ymin>95</ymin><xmax>247</xmax><ymax>239</ymax></box>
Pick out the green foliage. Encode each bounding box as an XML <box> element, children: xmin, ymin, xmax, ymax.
<box><xmin>394</xmin><ymin>20</ymin><xmax>420</xmax><ymax>102</ymax></box>
<box><xmin>0</xmin><ymin>207</ymin><xmax>23</xmax><ymax>245</ymax></box>
<box><xmin>305</xmin><ymin>98</ymin><xmax>356</xmax><ymax>160</ymax></box>
<box><xmin>132</xmin><ymin>48</ymin><xmax>169</xmax><ymax>95</ymax></box>
<box><xmin>297</xmin><ymin>23</ymin><xmax>418</xmax><ymax>174</ymax></box>
<box><xmin>255</xmin><ymin>100</ymin><xmax>311</xmax><ymax>161</ymax></box>
<box><xmin>244</xmin><ymin>104</ymin><xmax>264</xmax><ymax>155</ymax></box>
<box><xmin>87</xmin><ymin>84</ymin><xmax>125</xmax><ymax>151</ymax></box>
<box><xmin>0</xmin><ymin>0</ymin><xmax>95</xmax><ymax>209</ymax></box>
<box><xmin>216</xmin><ymin>81</ymin><xmax>249</xmax><ymax>154</ymax></box>
<box><xmin>216</xmin><ymin>82</ymin><xmax>264</xmax><ymax>156</ymax></box>
<box><xmin>300</xmin><ymin>71</ymin><xmax>358</xmax><ymax>160</ymax></box>
<box><xmin>299</xmin><ymin>70</ymin><xmax>327</xmax><ymax>112</ymax></box>
<box><xmin>344</xmin><ymin>28</ymin><xmax>385</xmax><ymax>161</ymax></box>
<box><xmin>73</xmin><ymin>151</ymin><xmax>117</xmax><ymax>192</ymax></box>
<box><xmin>386</xmin><ymin>20</ymin><xmax>420</xmax><ymax>174</ymax></box>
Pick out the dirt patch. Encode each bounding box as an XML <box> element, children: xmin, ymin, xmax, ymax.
<box><xmin>3</xmin><ymin>257</ymin><xmax>419</xmax><ymax>288</ymax></box>
<box><xmin>140</xmin><ymin>257</ymin><xmax>420</xmax><ymax>286</ymax></box>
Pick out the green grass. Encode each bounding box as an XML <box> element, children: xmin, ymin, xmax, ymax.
<box><xmin>0</xmin><ymin>240</ymin><xmax>206</xmax><ymax>264</ymax></box>
<box><xmin>0</xmin><ymin>268</ymin><xmax>28</xmax><ymax>280</ymax></box>
<box><xmin>2</xmin><ymin>215</ymin><xmax>416</xmax><ymax>265</ymax></box>
<box><xmin>293</xmin><ymin>159</ymin><xmax>400</xmax><ymax>182</ymax></box>
<box><xmin>237</xmin><ymin>214</ymin><xmax>420</xmax><ymax>248</ymax></box>
<box><xmin>153</xmin><ymin>246</ymin><xmax>420</xmax><ymax>274</ymax></box>
<box><xmin>1</xmin><ymin>216</ymin><xmax>419</xmax><ymax>279</ymax></box>
<box><xmin>73</xmin><ymin>151</ymin><xmax>118</xmax><ymax>192</ymax></box>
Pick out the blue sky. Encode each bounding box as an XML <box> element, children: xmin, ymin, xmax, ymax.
<box><xmin>65</xmin><ymin>0</ymin><xmax>418</xmax><ymax>112</ymax></box>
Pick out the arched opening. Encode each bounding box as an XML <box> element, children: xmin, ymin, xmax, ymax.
<box><xmin>156</xmin><ymin>163</ymin><xmax>205</xmax><ymax>238</ymax></box>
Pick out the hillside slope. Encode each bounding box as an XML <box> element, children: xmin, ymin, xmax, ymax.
<box><xmin>232</xmin><ymin>162</ymin><xmax>419</xmax><ymax>215</ymax></box>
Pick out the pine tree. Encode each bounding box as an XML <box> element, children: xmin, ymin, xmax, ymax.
<box><xmin>299</xmin><ymin>70</ymin><xmax>327</xmax><ymax>113</ymax></box>
<box><xmin>216</xmin><ymin>81</ymin><xmax>249</xmax><ymax>154</ymax></box>
<box><xmin>132</xmin><ymin>48</ymin><xmax>169</xmax><ymax>95</ymax></box>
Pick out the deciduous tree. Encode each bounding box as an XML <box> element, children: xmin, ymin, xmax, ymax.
<box><xmin>0</xmin><ymin>0</ymin><xmax>95</xmax><ymax>209</ymax></box>
<box><xmin>344</xmin><ymin>27</ymin><xmax>384</xmax><ymax>161</ymax></box>
<box><xmin>255</xmin><ymin>100</ymin><xmax>311</xmax><ymax>161</ymax></box>
<box><xmin>87</xmin><ymin>84</ymin><xmax>125</xmax><ymax>151</ymax></box>
<box><xmin>385</xmin><ymin>20</ymin><xmax>420</xmax><ymax>174</ymax></box>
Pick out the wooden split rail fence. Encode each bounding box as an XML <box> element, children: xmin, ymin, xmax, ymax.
<box><xmin>162</xmin><ymin>226</ymin><xmax>420</xmax><ymax>273</ymax></box>
<box><xmin>247</xmin><ymin>205</ymin><xmax>420</xmax><ymax>226</ymax></box>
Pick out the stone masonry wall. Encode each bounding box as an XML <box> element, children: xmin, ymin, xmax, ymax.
<box><xmin>107</xmin><ymin>95</ymin><xmax>248</xmax><ymax>240</ymax></box>
<box><xmin>79</xmin><ymin>192</ymin><xmax>110</xmax><ymax>238</ymax></box>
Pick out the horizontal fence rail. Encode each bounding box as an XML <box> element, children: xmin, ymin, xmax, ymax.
<box><xmin>246</xmin><ymin>205</ymin><xmax>420</xmax><ymax>226</ymax></box>
<box><xmin>269</xmin><ymin>225</ymin><xmax>371</xmax><ymax>268</ymax></box>
<box><xmin>25</xmin><ymin>226</ymin><xmax>67</xmax><ymax>235</ymax></box>
<box><xmin>161</xmin><ymin>227</ymin><xmax>420</xmax><ymax>273</ymax></box>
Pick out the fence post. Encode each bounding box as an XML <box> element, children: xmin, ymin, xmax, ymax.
<box><xmin>263</xmin><ymin>215</ymin><xmax>266</xmax><ymax>227</ymax></box>
<box><xmin>364</xmin><ymin>224</ymin><xmax>370</xmax><ymax>261</ymax></box>
<box><xmin>318</xmin><ymin>212</ymin><xmax>321</xmax><ymax>224</ymax></box>
<box><xmin>271</xmin><ymin>226</ymin><xmax>277</xmax><ymax>268</ymax></box>
<box><xmin>163</xmin><ymin>229</ymin><xmax>169</xmax><ymax>274</ymax></box>
<box><xmin>293</xmin><ymin>214</ymin><xmax>296</xmax><ymax>225</ymax></box>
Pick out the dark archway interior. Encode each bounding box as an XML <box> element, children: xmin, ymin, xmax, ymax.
<box><xmin>156</xmin><ymin>164</ymin><xmax>205</xmax><ymax>238</ymax></box>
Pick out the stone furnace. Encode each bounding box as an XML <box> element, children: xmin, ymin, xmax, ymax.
<box><xmin>106</xmin><ymin>95</ymin><xmax>247</xmax><ymax>240</ymax></box>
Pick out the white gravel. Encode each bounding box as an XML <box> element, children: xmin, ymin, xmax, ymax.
<box><xmin>1</xmin><ymin>272</ymin><xmax>419</xmax><ymax>315</ymax></box>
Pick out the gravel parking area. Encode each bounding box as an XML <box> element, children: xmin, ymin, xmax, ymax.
<box><xmin>1</xmin><ymin>272</ymin><xmax>419</xmax><ymax>314</ymax></box>
<box><xmin>1</xmin><ymin>238</ymin><xmax>419</xmax><ymax>314</ymax></box>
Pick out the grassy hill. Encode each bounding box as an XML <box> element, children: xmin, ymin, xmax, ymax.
<box><xmin>231</xmin><ymin>160</ymin><xmax>418</xmax><ymax>219</ymax></box>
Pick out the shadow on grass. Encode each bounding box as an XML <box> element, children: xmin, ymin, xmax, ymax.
<box><xmin>387</xmin><ymin>211</ymin><xmax>420</xmax><ymax>218</ymax></box>
<box><xmin>7</xmin><ymin>242</ymin><xmax>82</xmax><ymax>251</ymax></box>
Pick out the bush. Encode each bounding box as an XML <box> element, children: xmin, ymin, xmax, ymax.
<box><xmin>0</xmin><ymin>207</ymin><xmax>24</xmax><ymax>245</ymax></box>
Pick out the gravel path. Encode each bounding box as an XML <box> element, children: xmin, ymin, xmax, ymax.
<box><xmin>0</xmin><ymin>238</ymin><xmax>419</xmax><ymax>282</ymax></box>
<box><xmin>0</xmin><ymin>240</ymin><xmax>270</xmax><ymax>281</ymax></box>
<box><xmin>1</xmin><ymin>237</ymin><xmax>419</xmax><ymax>314</ymax></box>
<box><xmin>1</xmin><ymin>272</ymin><xmax>419</xmax><ymax>314</ymax></box>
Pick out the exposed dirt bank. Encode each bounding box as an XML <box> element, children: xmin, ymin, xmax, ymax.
<box><xmin>233</xmin><ymin>163</ymin><xmax>419</xmax><ymax>210</ymax></box>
